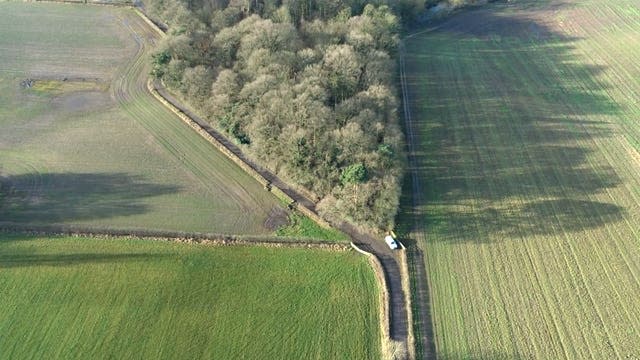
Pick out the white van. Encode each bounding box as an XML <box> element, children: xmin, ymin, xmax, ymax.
<box><xmin>384</xmin><ymin>235</ymin><xmax>399</xmax><ymax>250</ymax></box>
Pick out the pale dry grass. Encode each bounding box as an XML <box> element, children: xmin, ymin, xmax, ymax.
<box><xmin>31</xmin><ymin>79</ymin><xmax>107</xmax><ymax>94</ymax></box>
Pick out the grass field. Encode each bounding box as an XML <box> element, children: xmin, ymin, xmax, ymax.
<box><xmin>276</xmin><ymin>212</ymin><xmax>349</xmax><ymax>241</ymax></box>
<box><xmin>0</xmin><ymin>234</ymin><xmax>379</xmax><ymax>359</ymax></box>
<box><xmin>404</xmin><ymin>0</ymin><xmax>640</xmax><ymax>358</ymax></box>
<box><xmin>0</xmin><ymin>2</ymin><xmax>288</xmax><ymax>236</ymax></box>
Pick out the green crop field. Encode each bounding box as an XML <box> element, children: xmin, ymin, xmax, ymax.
<box><xmin>0</xmin><ymin>234</ymin><xmax>380</xmax><ymax>359</ymax></box>
<box><xmin>404</xmin><ymin>0</ymin><xmax>640</xmax><ymax>359</ymax></box>
<box><xmin>0</xmin><ymin>2</ymin><xmax>288</xmax><ymax>235</ymax></box>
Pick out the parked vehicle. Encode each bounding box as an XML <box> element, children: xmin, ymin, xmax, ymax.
<box><xmin>385</xmin><ymin>235</ymin><xmax>399</xmax><ymax>250</ymax></box>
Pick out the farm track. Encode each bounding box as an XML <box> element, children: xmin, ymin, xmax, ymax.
<box><xmin>399</xmin><ymin>39</ymin><xmax>437</xmax><ymax>360</ymax></box>
<box><xmin>117</xmin><ymin>7</ymin><xmax>414</xmax><ymax>357</ymax></box>
<box><xmin>341</xmin><ymin>223</ymin><xmax>410</xmax><ymax>348</ymax></box>
<box><xmin>153</xmin><ymin>37</ymin><xmax>416</xmax><ymax>360</ymax></box>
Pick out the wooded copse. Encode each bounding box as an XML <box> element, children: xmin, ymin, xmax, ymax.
<box><xmin>144</xmin><ymin>0</ymin><xmax>432</xmax><ymax>231</ymax></box>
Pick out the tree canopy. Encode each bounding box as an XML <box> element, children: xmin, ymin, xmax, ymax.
<box><xmin>144</xmin><ymin>0</ymin><xmax>425</xmax><ymax>230</ymax></box>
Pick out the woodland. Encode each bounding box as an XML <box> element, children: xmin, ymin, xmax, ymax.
<box><xmin>145</xmin><ymin>0</ymin><xmax>475</xmax><ymax>230</ymax></box>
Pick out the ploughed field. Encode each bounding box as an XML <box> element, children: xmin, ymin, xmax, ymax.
<box><xmin>0</xmin><ymin>2</ymin><xmax>286</xmax><ymax>235</ymax></box>
<box><xmin>0</xmin><ymin>234</ymin><xmax>380</xmax><ymax>359</ymax></box>
<box><xmin>404</xmin><ymin>0</ymin><xmax>640</xmax><ymax>359</ymax></box>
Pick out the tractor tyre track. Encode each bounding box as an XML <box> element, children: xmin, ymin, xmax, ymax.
<box><xmin>399</xmin><ymin>38</ymin><xmax>438</xmax><ymax>360</ymax></box>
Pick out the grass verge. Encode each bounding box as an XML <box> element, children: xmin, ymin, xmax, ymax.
<box><xmin>276</xmin><ymin>211</ymin><xmax>349</xmax><ymax>242</ymax></box>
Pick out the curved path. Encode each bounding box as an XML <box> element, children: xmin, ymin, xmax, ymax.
<box><xmin>154</xmin><ymin>73</ymin><xmax>413</xmax><ymax>359</ymax></box>
<box><xmin>342</xmin><ymin>223</ymin><xmax>411</xmax><ymax>346</ymax></box>
<box><xmin>114</xmin><ymin>7</ymin><xmax>414</xmax><ymax>359</ymax></box>
<box><xmin>127</xmin><ymin>7</ymin><xmax>410</xmax><ymax>358</ymax></box>
<box><xmin>399</xmin><ymin>39</ymin><xmax>437</xmax><ymax>360</ymax></box>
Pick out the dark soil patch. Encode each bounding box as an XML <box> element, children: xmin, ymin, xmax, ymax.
<box><xmin>263</xmin><ymin>206</ymin><xmax>289</xmax><ymax>230</ymax></box>
<box><xmin>20</xmin><ymin>79</ymin><xmax>35</xmax><ymax>89</ymax></box>
<box><xmin>53</xmin><ymin>91</ymin><xmax>112</xmax><ymax>113</ymax></box>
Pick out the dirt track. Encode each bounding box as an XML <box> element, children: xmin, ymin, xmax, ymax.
<box><xmin>5</xmin><ymin>3</ymin><xmax>414</xmax><ymax>357</ymax></box>
<box><xmin>130</xmin><ymin>7</ymin><xmax>414</xmax><ymax>358</ymax></box>
<box><xmin>399</xmin><ymin>39</ymin><xmax>438</xmax><ymax>360</ymax></box>
<box><xmin>153</xmin><ymin>74</ymin><xmax>414</xmax><ymax>359</ymax></box>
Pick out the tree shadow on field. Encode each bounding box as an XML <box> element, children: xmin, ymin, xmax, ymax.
<box><xmin>0</xmin><ymin>172</ymin><xmax>180</xmax><ymax>226</ymax></box>
<box><xmin>399</xmin><ymin>0</ymin><xmax>627</xmax><ymax>245</ymax></box>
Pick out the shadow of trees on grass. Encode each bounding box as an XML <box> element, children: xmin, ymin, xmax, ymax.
<box><xmin>396</xmin><ymin>2</ymin><xmax>629</xmax><ymax>359</ymax></box>
<box><xmin>399</xmin><ymin>0</ymin><xmax>626</xmax><ymax>245</ymax></box>
<box><xmin>0</xmin><ymin>172</ymin><xmax>180</xmax><ymax>225</ymax></box>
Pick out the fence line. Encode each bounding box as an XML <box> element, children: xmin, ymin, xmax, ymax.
<box><xmin>147</xmin><ymin>79</ymin><xmax>270</xmax><ymax>186</ymax></box>
<box><xmin>133</xmin><ymin>7</ymin><xmax>165</xmax><ymax>36</ymax></box>
<box><xmin>31</xmin><ymin>0</ymin><xmax>133</xmax><ymax>7</ymax></box>
<box><xmin>0</xmin><ymin>225</ymin><xmax>350</xmax><ymax>249</ymax></box>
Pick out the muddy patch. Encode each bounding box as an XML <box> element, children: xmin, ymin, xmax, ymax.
<box><xmin>20</xmin><ymin>78</ymin><xmax>35</xmax><ymax>89</ymax></box>
<box><xmin>53</xmin><ymin>91</ymin><xmax>112</xmax><ymax>114</ymax></box>
<box><xmin>26</xmin><ymin>77</ymin><xmax>107</xmax><ymax>95</ymax></box>
<box><xmin>18</xmin><ymin>77</ymin><xmax>113</xmax><ymax>114</ymax></box>
<box><xmin>263</xmin><ymin>206</ymin><xmax>289</xmax><ymax>231</ymax></box>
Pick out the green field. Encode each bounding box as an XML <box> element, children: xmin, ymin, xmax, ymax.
<box><xmin>0</xmin><ymin>2</ymin><xmax>286</xmax><ymax>235</ymax></box>
<box><xmin>0</xmin><ymin>234</ymin><xmax>379</xmax><ymax>359</ymax></box>
<box><xmin>404</xmin><ymin>0</ymin><xmax>640</xmax><ymax>359</ymax></box>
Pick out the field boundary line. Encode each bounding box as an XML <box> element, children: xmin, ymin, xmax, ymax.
<box><xmin>399</xmin><ymin>33</ymin><xmax>439</xmax><ymax>359</ymax></box>
<box><xmin>397</xmin><ymin>248</ymin><xmax>416</xmax><ymax>360</ymax></box>
<box><xmin>0</xmin><ymin>226</ymin><xmax>350</xmax><ymax>250</ymax></box>
<box><xmin>146</xmin><ymin>78</ymin><xmax>271</xmax><ymax>189</ymax></box>
<box><xmin>27</xmin><ymin>0</ymin><xmax>133</xmax><ymax>7</ymax></box>
<box><xmin>132</xmin><ymin>7</ymin><xmax>165</xmax><ymax>37</ymax></box>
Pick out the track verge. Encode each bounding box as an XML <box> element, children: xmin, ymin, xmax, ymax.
<box><xmin>399</xmin><ymin>37</ymin><xmax>438</xmax><ymax>359</ymax></box>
